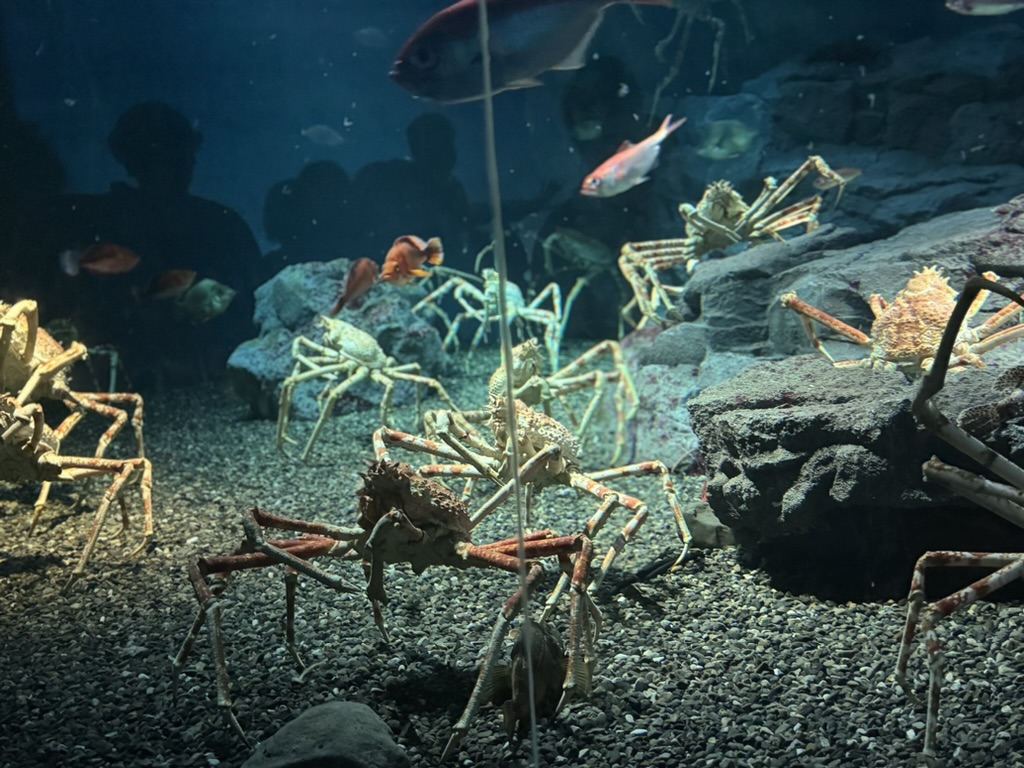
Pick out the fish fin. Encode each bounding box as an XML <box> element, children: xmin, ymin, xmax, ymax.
<box><xmin>550</xmin><ymin>14</ymin><xmax>603</xmax><ymax>71</ymax></box>
<box><xmin>410</xmin><ymin>268</ymin><xmax>431</xmax><ymax>277</ymax></box>
<box><xmin>616</xmin><ymin>140</ymin><xmax>635</xmax><ymax>152</ymax></box>
<box><xmin>480</xmin><ymin>664</ymin><xmax>512</xmax><ymax>705</ymax></box>
<box><xmin>504</xmin><ymin>77</ymin><xmax>544</xmax><ymax>90</ymax></box>
<box><xmin>659</xmin><ymin>113</ymin><xmax>687</xmax><ymax>139</ymax></box>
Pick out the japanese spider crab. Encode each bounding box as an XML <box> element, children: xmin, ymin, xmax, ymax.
<box><xmin>172</xmin><ymin>456</ymin><xmax>598</xmax><ymax>757</ymax></box>
<box><xmin>646</xmin><ymin>0</ymin><xmax>755</xmax><ymax>115</ymax></box>
<box><xmin>486</xmin><ymin>338</ymin><xmax>639</xmax><ymax>466</ymax></box>
<box><xmin>620</xmin><ymin>155</ymin><xmax>846</xmax><ymax>328</ymax></box>
<box><xmin>895</xmin><ymin>275</ymin><xmax>1024</xmax><ymax>760</ymax></box>
<box><xmin>0</xmin><ymin>299</ymin><xmax>151</xmax><ymax>589</ymax></box>
<box><xmin>781</xmin><ymin>266</ymin><xmax>1024</xmax><ymax>374</ymax></box>
<box><xmin>412</xmin><ymin>265</ymin><xmax>586</xmax><ymax>372</ymax></box>
<box><xmin>377</xmin><ymin>396</ymin><xmax>691</xmax><ymax>607</ymax></box>
<box><xmin>276</xmin><ymin>315</ymin><xmax>459</xmax><ymax>462</ymax></box>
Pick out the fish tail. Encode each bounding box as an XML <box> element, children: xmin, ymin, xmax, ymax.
<box><xmin>659</xmin><ymin>113</ymin><xmax>687</xmax><ymax>139</ymax></box>
<box><xmin>58</xmin><ymin>249</ymin><xmax>80</xmax><ymax>276</ymax></box>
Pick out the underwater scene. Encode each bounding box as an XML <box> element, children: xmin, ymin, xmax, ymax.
<box><xmin>3</xmin><ymin>1</ymin><xmax>1024</xmax><ymax>766</ymax></box>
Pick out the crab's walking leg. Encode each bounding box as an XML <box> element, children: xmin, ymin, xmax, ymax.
<box><xmin>441</xmin><ymin>563</ymin><xmax>547</xmax><ymax>762</ymax></box>
<box><xmin>895</xmin><ymin>550</ymin><xmax>1024</xmax><ymax>757</ymax></box>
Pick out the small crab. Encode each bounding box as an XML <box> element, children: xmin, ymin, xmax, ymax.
<box><xmin>412</xmin><ymin>266</ymin><xmax>586</xmax><ymax>372</ymax></box>
<box><xmin>781</xmin><ymin>266</ymin><xmax>1024</xmax><ymax>374</ymax></box>
<box><xmin>276</xmin><ymin>315</ymin><xmax>459</xmax><ymax>461</ymax></box>
<box><xmin>487</xmin><ymin>338</ymin><xmax>639</xmax><ymax>465</ymax></box>
<box><xmin>620</xmin><ymin>156</ymin><xmax>846</xmax><ymax>328</ymax></box>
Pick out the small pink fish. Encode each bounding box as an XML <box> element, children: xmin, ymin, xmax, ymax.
<box><xmin>580</xmin><ymin>114</ymin><xmax>686</xmax><ymax>198</ymax></box>
<box><xmin>59</xmin><ymin>242</ymin><xmax>141</xmax><ymax>276</ymax></box>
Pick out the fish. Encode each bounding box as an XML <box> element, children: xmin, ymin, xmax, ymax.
<box><xmin>695</xmin><ymin>119</ymin><xmax>759</xmax><ymax>161</ymax></box>
<box><xmin>390</xmin><ymin>0</ymin><xmax>673</xmax><ymax>104</ymax></box>
<box><xmin>146</xmin><ymin>269</ymin><xmax>197</xmax><ymax>299</ymax></box>
<box><xmin>946</xmin><ymin>0</ymin><xmax>1024</xmax><ymax>14</ymax></box>
<box><xmin>301</xmin><ymin>124</ymin><xmax>346</xmax><ymax>146</ymax></box>
<box><xmin>580</xmin><ymin>113</ymin><xmax>686</xmax><ymax>198</ymax></box>
<box><xmin>353</xmin><ymin>26</ymin><xmax>390</xmax><ymax>49</ymax></box>
<box><xmin>812</xmin><ymin>166</ymin><xmax>862</xmax><ymax>191</ymax></box>
<box><xmin>58</xmin><ymin>243</ymin><xmax>141</xmax><ymax>276</ymax></box>
<box><xmin>177</xmin><ymin>278</ymin><xmax>237</xmax><ymax>323</ymax></box>
<box><xmin>330</xmin><ymin>257</ymin><xmax>380</xmax><ymax>315</ymax></box>
<box><xmin>379</xmin><ymin>235</ymin><xmax>444</xmax><ymax>287</ymax></box>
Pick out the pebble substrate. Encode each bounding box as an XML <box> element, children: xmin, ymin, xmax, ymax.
<box><xmin>1</xmin><ymin>344</ymin><xmax>1022</xmax><ymax>768</ymax></box>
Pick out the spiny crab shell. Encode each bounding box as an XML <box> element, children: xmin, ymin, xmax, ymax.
<box><xmin>871</xmin><ymin>266</ymin><xmax>975</xmax><ymax>368</ymax></box>
<box><xmin>356</xmin><ymin>459</ymin><xmax>473</xmax><ymax>573</ymax></box>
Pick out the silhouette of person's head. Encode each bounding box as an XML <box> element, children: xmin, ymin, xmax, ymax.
<box><xmin>107</xmin><ymin>102</ymin><xmax>202</xmax><ymax>198</ymax></box>
<box><xmin>263</xmin><ymin>160</ymin><xmax>351</xmax><ymax>262</ymax></box>
<box><xmin>407</xmin><ymin>112</ymin><xmax>456</xmax><ymax>175</ymax></box>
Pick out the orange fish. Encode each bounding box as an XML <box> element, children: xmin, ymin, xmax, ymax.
<box><xmin>59</xmin><ymin>243</ymin><xmax>141</xmax><ymax>276</ymax></box>
<box><xmin>379</xmin><ymin>235</ymin><xmax>444</xmax><ymax>287</ymax></box>
<box><xmin>813</xmin><ymin>167</ymin><xmax>862</xmax><ymax>191</ymax></box>
<box><xmin>147</xmin><ymin>269</ymin><xmax>198</xmax><ymax>299</ymax></box>
<box><xmin>580</xmin><ymin>114</ymin><xmax>686</xmax><ymax>198</ymax></box>
<box><xmin>331</xmin><ymin>257</ymin><xmax>380</xmax><ymax>314</ymax></box>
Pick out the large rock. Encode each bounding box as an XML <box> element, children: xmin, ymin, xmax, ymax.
<box><xmin>688</xmin><ymin>355</ymin><xmax>1024</xmax><ymax>600</ymax></box>
<box><xmin>242</xmin><ymin>700</ymin><xmax>410</xmax><ymax>768</ymax></box>
<box><xmin>628</xmin><ymin>198</ymin><xmax>1024</xmax><ymax>474</ymax></box>
<box><xmin>227</xmin><ymin>259</ymin><xmax>450</xmax><ymax>419</ymax></box>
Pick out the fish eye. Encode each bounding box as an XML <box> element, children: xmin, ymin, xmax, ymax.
<box><xmin>409</xmin><ymin>44</ymin><xmax>437</xmax><ymax>71</ymax></box>
<box><xmin>587</xmin><ymin>178</ymin><xmax>602</xmax><ymax>189</ymax></box>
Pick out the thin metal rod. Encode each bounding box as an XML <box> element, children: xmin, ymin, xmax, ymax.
<box><xmin>476</xmin><ymin>1</ymin><xmax>539</xmax><ymax>765</ymax></box>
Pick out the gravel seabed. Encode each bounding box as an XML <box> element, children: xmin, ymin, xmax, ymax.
<box><xmin>2</xmin><ymin>343</ymin><xmax>1023</xmax><ymax>768</ymax></box>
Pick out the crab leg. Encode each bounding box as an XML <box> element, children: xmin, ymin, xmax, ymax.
<box><xmin>895</xmin><ymin>551</ymin><xmax>1024</xmax><ymax>757</ymax></box>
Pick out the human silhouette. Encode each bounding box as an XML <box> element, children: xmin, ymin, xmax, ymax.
<box><xmin>35</xmin><ymin>101</ymin><xmax>264</xmax><ymax>388</ymax></box>
<box><xmin>263</xmin><ymin>160</ymin><xmax>353</xmax><ymax>269</ymax></box>
<box><xmin>348</xmin><ymin>112</ymin><xmax>557</xmax><ymax>271</ymax></box>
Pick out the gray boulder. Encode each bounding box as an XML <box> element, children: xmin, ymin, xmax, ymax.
<box><xmin>242</xmin><ymin>700</ymin><xmax>410</xmax><ymax>768</ymax></box>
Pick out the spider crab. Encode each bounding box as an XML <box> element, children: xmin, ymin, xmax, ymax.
<box><xmin>894</xmin><ymin>274</ymin><xmax>1024</xmax><ymax>760</ymax></box>
<box><xmin>276</xmin><ymin>315</ymin><xmax>459</xmax><ymax>461</ymax></box>
<box><xmin>412</xmin><ymin>265</ymin><xmax>586</xmax><ymax>372</ymax></box>
<box><xmin>0</xmin><ymin>299</ymin><xmax>152</xmax><ymax>589</ymax></box>
<box><xmin>646</xmin><ymin>0</ymin><xmax>755</xmax><ymax>114</ymax></box>
<box><xmin>377</xmin><ymin>396</ymin><xmax>691</xmax><ymax>605</ymax></box>
<box><xmin>620</xmin><ymin>155</ymin><xmax>846</xmax><ymax>328</ymax></box>
<box><xmin>173</xmin><ymin>456</ymin><xmax>598</xmax><ymax>756</ymax></box>
<box><xmin>781</xmin><ymin>266</ymin><xmax>1024</xmax><ymax>374</ymax></box>
<box><xmin>486</xmin><ymin>338</ymin><xmax>639</xmax><ymax>466</ymax></box>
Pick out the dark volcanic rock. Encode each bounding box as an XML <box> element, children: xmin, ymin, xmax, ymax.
<box><xmin>688</xmin><ymin>354</ymin><xmax>1024</xmax><ymax>600</ymax></box>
